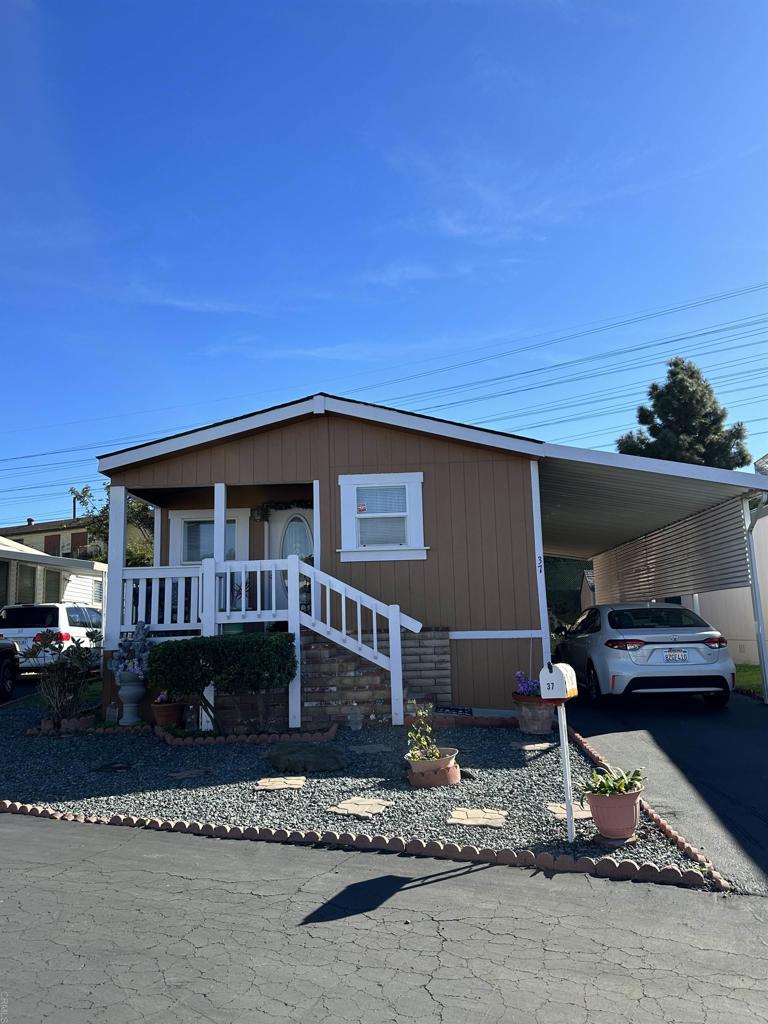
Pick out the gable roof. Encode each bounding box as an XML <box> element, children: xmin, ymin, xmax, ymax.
<box><xmin>96</xmin><ymin>391</ymin><xmax>768</xmax><ymax>495</ymax></box>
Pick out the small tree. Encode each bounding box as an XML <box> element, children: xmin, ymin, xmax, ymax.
<box><xmin>70</xmin><ymin>484</ymin><xmax>154</xmax><ymax>566</ymax></box>
<box><xmin>616</xmin><ymin>357</ymin><xmax>751</xmax><ymax>468</ymax></box>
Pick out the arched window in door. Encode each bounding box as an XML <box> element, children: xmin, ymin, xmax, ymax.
<box><xmin>281</xmin><ymin>516</ymin><xmax>313</xmax><ymax>561</ymax></box>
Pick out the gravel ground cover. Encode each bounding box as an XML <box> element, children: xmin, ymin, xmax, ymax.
<box><xmin>1</xmin><ymin>699</ymin><xmax>700</xmax><ymax>874</ymax></box>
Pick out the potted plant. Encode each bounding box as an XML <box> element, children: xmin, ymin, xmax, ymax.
<box><xmin>513</xmin><ymin>671</ymin><xmax>554</xmax><ymax>734</ymax></box>
<box><xmin>405</xmin><ymin>707</ymin><xmax>459</xmax><ymax>787</ymax></box>
<box><xmin>109</xmin><ymin>622</ymin><xmax>153</xmax><ymax>726</ymax></box>
<box><xmin>151</xmin><ymin>689</ymin><xmax>185</xmax><ymax>727</ymax></box>
<box><xmin>579</xmin><ymin>765</ymin><xmax>645</xmax><ymax>841</ymax></box>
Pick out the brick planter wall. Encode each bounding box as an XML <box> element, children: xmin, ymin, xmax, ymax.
<box><xmin>300</xmin><ymin>627</ymin><xmax>452</xmax><ymax>729</ymax></box>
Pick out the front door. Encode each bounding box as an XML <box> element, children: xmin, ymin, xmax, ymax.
<box><xmin>269</xmin><ymin>507</ymin><xmax>313</xmax><ymax>608</ymax></box>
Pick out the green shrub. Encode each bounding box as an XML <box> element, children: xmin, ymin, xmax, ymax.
<box><xmin>147</xmin><ymin>633</ymin><xmax>297</xmax><ymax>732</ymax></box>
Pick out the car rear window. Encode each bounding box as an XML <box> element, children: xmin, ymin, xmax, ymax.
<box><xmin>608</xmin><ymin>607</ymin><xmax>708</xmax><ymax>630</ymax></box>
<box><xmin>0</xmin><ymin>605</ymin><xmax>59</xmax><ymax>629</ymax></box>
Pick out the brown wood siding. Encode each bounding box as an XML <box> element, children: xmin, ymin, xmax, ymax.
<box><xmin>108</xmin><ymin>413</ymin><xmax>539</xmax><ymax>706</ymax></box>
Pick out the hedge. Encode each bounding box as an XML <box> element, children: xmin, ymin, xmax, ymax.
<box><xmin>148</xmin><ymin>632</ymin><xmax>297</xmax><ymax>702</ymax></box>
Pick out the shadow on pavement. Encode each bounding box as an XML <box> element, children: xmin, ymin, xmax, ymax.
<box><xmin>302</xmin><ymin>863</ymin><xmax>490</xmax><ymax>924</ymax></box>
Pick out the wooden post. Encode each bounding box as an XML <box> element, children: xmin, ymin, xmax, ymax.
<box><xmin>287</xmin><ymin>555</ymin><xmax>302</xmax><ymax>728</ymax></box>
<box><xmin>152</xmin><ymin>506</ymin><xmax>162</xmax><ymax>567</ymax></box>
<box><xmin>104</xmin><ymin>485</ymin><xmax>127</xmax><ymax>649</ymax></box>
<box><xmin>388</xmin><ymin>605</ymin><xmax>404</xmax><ymax>725</ymax></box>
<box><xmin>213</xmin><ymin>483</ymin><xmax>227</xmax><ymax>563</ymax></box>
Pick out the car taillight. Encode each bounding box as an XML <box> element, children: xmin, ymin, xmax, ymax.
<box><xmin>32</xmin><ymin>631</ymin><xmax>71</xmax><ymax>643</ymax></box>
<box><xmin>605</xmin><ymin>639</ymin><xmax>646</xmax><ymax>651</ymax></box>
<box><xmin>704</xmin><ymin>636</ymin><xmax>727</xmax><ymax>649</ymax></box>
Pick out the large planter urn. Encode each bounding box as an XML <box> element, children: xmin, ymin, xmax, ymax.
<box><xmin>117</xmin><ymin>671</ymin><xmax>145</xmax><ymax>726</ymax></box>
<box><xmin>513</xmin><ymin>694</ymin><xmax>554</xmax><ymax>734</ymax></box>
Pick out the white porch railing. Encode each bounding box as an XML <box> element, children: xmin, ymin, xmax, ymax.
<box><xmin>116</xmin><ymin>555</ymin><xmax>422</xmax><ymax>726</ymax></box>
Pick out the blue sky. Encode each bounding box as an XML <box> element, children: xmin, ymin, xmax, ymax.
<box><xmin>1</xmin><ymin>0</ymin><xmax>767</xmax><ymax>525</ymax></box>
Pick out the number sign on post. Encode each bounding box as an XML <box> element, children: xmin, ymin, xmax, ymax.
<box><xmin>539</xmin><ymin>662</ymin><xmax>578</xmax><ymax>701</ymax></box>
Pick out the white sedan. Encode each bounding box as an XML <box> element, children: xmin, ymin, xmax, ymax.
<box><xmin>554</xmin><ymin>602</ymin><xmax>736</xmax><ymax>707</ymax></box>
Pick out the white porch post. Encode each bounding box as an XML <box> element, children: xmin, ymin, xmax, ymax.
<box><xmin>153</xmin><ymin>506</ymin><xmax>162</xmax><ymax>567</ymax></box>
<box><xmin>199</xmin><ymin>557</ymin><xmax>217</xmax><ymax>730</ymax></box>
<box><xmin>530</xmin><ymin>460</ymin><xmax>576</xmax><ymax>843</ymax></box>
<box><xmin>286</xmin><ymin>554</ymin><xmax>302</xmax><ymax>728</ymax></box>
<box><xmin>388</xmin><ymin>605</ymin><xmax>404</xmax><ymax>725</ymax></box>
<box><xmin>105</xmin><ymin>485</ymin><xmax>127</xmax><ymax>649</ymax></box>
<box><xmin>742</xmin><ymin>497</ymin><xmax>768</xmax><ymax>703</ymax></box>
<box><xmin>213</xmin><ymin>483</ymin><xmax>227</xmax><ymax>563</ymax></box>
<box><xmin>312</xmin><ymin>479</ymin><xmax>321</xmax><ymax>570</ymax></box>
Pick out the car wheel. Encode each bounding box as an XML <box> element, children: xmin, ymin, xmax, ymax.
<box><xmin>703</xmin><ymin>690</ymin><xmax>730</xmax><ymax>709</ymax></box>
<box><xmin>0</xmin><ymin>659</ymin><xmax>15</xmax><ymax>702</ymax></box>
<box><xmin>585</xmin><ymin>663</ymin><xmax>602</xmax><ymax>703</ymax></box>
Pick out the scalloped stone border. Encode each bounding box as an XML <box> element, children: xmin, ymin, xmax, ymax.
<box><xmin>0</xmin><ymin>793</ymin><xmax>713</xmax><ymax>890</ymax></box>
<box><xmin>567</xmin><ymin>725</ymin><xmax>729</xmax><ymax>891</ymax></box>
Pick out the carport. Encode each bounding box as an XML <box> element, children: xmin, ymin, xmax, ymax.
<box><xmin>534</xmin><ymin>446</ymin><xmax>768</xmax><ymax>701</ymax></box>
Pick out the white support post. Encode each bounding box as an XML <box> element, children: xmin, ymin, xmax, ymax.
<box><xmin>200</xmin><ymin>557</ymin><xmax>217</xmax><ymax>730</ymax></box>
<box><xmin>286</xmin><ymin>554</ymin><xmax>302</xmax><ymax>728</ymax></box>
<box><xmin>742</xmin><ymin>497</ymin><xmax>768</xmax><ymax>703</ymax></box>
<box><xmin>153</xmin><ymin>506</ymin><xmax>162</xmax><ymax>567</ymax></box>
<box><xmin>530</xmin><ymin>460</ymin><xmax>575</xmax><ymax>842</ymax></box>
<box><xmin>312</xmin><ymin>479</ymin><xmax>321</xmax><ymax>571</ymax></box>
<box><xmin>213</xmin><ymin>483</ymin><xmax>227</xmax><ymax>563</ymax></box>
<box><xmin>388</xmin><ymin>605</ymin><xmax>404</xmax><ymax>725</ymax></box>
<box><xmin>105</xmin><ymin>485</ymin><xmax>127</xmax><ymax>650</ymax></box>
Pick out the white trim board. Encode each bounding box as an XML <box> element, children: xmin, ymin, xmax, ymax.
<box><xmin>448</xmin><ymin>630</ymin><xmax>545</xmax><ymax>640</ymax></box>
<box><xmin>96</xmin><ymin>393</ymin><xmax>768</xmax><ymax>498</ymax></box>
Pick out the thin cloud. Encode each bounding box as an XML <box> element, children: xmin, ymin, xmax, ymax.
<box><xmin>355</xmin><ymin>260</ymin><xmax>475</xmax><ymax>288</ymax></box>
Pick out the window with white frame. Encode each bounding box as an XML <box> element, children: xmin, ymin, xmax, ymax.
<box><xmin>168</xmin><ymin>509</ymin><xmax>250</xmax><ymax>565</ymax></box>
<box><xmin>338</xmin><ymin>473</ymin><xmax>427</xmax><ymax>562</ymax></box>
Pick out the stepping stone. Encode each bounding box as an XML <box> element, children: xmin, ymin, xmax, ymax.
<box><xmin>510</xmin><ymin>742</ymin><xmax>554</xmax><ymax>751</ymax></box>
<box><xmin>254</xmin><ymin>776</ymin><xmax>306</xmax><ymax>792</ymax></box>
<box><xmin>326</xmin><ymin>797</ymin><xmax>394</xmax><ymax>819</ymax></box>
<box><xmin>546</xmin><ymin>802</ymin><xmax>592</xmax><ymax>820</ymax></box>
<box><xmin>446</xmin><ymin>807</ymin><xmax>508</xmax><ymax>828</ymax></box>
<box><xmin>350</xmin><ymin>743</ymin><xmax>394</xmax><ymax>753</ymax></box>
<box><xmin>168</xmin><ymin>768</ymin><xmax>209</xmax><ymax>781</ymax></box>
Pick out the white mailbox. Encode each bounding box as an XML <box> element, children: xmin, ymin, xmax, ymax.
<box><xmin>539</xmin><ymin>662</ymin><xmax>578</xmax><ymax>701</ymax></box>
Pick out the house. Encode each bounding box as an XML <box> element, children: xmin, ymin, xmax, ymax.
<box><xmin>0</xmin><ymin>516</ymin><xmax>104</xmax><ymax>561</ymax></box>
<box><xmin>0</xmin><ymin>534</ymin><xmax>106</xmax><ymax>609</ymax></box>
<box><xmin>96</xmin><ymin>392</ymin><xmax>768</xmax><ymax>724</ymax></box>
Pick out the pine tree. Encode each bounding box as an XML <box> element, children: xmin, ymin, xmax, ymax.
<box><xmin>616</xmin><ymin>357</ymin><xmax>751</xmax><ymax>468</ymax></box>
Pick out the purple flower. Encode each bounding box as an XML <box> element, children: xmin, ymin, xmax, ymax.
<box><xmin>515</xmin><ymin>671</ymin><xmax>541</xmax><ymax>697</ymax></box>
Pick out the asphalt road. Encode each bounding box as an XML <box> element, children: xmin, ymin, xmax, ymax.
<box><xmin>1</xmin><ymin>816</ymin><xmax>767</xmax><ymax>1024</ymax></box>
<box><xmin>569</xmin><ymin>692</ymin><xmax>768</xmax><ymax>896</ymax></box>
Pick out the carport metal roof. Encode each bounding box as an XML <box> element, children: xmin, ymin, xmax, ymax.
<box><xmin>537</xmin><ymin>451</ymin><xmax>768</xmax><ymax>559</ymax></box>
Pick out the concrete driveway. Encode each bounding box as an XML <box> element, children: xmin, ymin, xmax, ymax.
<box><xmin>569</xmin><ymin>692</ymin><xmax>768</xmax><ymax>896</ymax></box>
<box><xmin>1</xmin><ymin>815</ymin><xmax>767</xmax><ymax>1023</ymax></box>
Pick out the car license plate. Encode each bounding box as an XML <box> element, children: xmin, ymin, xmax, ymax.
<box><xmin>664</xmin><ymin>649</ymin><xmax>688</xmax><ymax>663</ymax></box>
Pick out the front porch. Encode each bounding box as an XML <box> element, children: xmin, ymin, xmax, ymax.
<box><xmin>105</xmin><ymin>482</ymin><xmax>421</xmax><ymax>727</ymax></box>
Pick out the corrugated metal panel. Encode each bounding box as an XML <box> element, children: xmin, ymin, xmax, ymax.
<box><xmin>593</xmin><ymin>498</ymin><xmax>750</xmax><ymax>602</ymax></box>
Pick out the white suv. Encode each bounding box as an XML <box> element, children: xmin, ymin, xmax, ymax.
<box><xmin>0</xmin><ymin>603</ymin><xmax>103</xmax><ymax>672</ymax></box>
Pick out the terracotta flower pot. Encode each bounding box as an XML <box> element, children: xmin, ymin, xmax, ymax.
<box><xmin>406</xmin><ymin>747</ymin><xmax>459</xmax><ymax>786</ymax></box>
<box><xmin>513</xmin><ymin>695</ymin><xmax>554</xmax><ymax>734</ymax></box>
<box><xmin>586</xmin><ymin>787</ymin><xmax>644</xmax><ymax>841</ymax></box>
<box><xmin>151</xmin><ymin>702</ymin><xmax>185</xmax><ymax>727</ymax></box>
<box><xmin>405</xmin><ymin>746</ymin><xmax>458</xmax><ymax>774</ymax></box>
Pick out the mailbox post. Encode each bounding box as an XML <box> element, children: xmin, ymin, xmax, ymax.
<box><xmin>539</xmin><ymin>662</ymin><xmax>579</xmax><ymax>842</ymax></box>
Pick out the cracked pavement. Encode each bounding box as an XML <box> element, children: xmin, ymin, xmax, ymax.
<box><xmin>1</xmin><ymin>816</ymin><xmax>767</xmax><ymax>1024</ymax></box>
